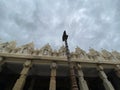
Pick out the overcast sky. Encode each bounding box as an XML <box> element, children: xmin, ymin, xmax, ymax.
<box><xmin>0</xmin><ymin>0</ymin><xmax>120</xmax><ymax>51</ymax></box>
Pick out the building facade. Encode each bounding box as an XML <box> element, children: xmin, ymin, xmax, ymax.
<box><xmin>0</xmin><ymin>41</ymin><xmax>120</xmax><ymax>90</ymax></box>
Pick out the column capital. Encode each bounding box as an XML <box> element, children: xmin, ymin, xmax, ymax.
<box><xmin>24</xmin><ymin>60</ymin><xmax>32</xmax><ymax>67</ymax></box>
<box><xmin>97</xmin><ymin>65</ymin><xmax>104</xmax><ymax>71</ymax></box>
<box><xmin>116</xmin><ymin>64</ymin><xmax>120</xmax><ymax>69</ymax></box>
<box><xmin>114</xmin><ymin>64</ymin><xmax>120</xmax><ymax>72</ymax></box>
<box><xmin>50</xmin><ymin>62</ymin><xmax>57</xmax><ymax>69</ymax></box>
<box><xmin>77</xmin><ymin>63</ymin><xmax>82</xmax><ymax>69</ymax></box>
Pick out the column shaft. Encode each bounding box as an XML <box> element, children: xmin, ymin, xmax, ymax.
<box><xmin>69</xmin><ymin>63</ymin><xmax>78</xmax><ymax>90</ymax></box>
<box><xmin>49</xmin><ymin>62</ymin><xmax>56</xmax><ymax>90</ymax></box>
<box><xmin>77</xmin><ymin>64</ymin><xmax>89</xmax><ymax>90</ymax></box>
<box><xmin>13</xmin><ymin>60</ymin><xmax>32</xmax><ymax>90</ymax></box>
<box><xmin>97</xmin><ymin>65</ymin><xmax>114</xmax><ymax>90</ymax></box>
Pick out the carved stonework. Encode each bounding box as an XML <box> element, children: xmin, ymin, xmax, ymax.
<box><xmin>0</xmin><ymin>42</ymin><xmax>9</xmax><ymax>52</ymax></box>
<box><xmin>111</xmin><ymin>51</ymin><xmax>120</xmax><ymax>60</ymax></box>
<box><xmin>40</xmin><ymin>43</ymin><xmax>52</xmax><ymax>56</ymax></box>
<box><xmin>23</xmin><ymin>42</ymin><xmax>34</xmax><ymax>54</ymax></box>
<box><xmin>101</xmin><ymin>49</ymin><xmax>113</xmax><ymax>60</ymax></box>
<box><xmin>0</xmin><ymin>41</ymin><xmax>120</xmax><ymax>62</ymax></box>
<box><xmin>88</xmin><ymin>48</ymin><xmax>99</xmax><ymax>60</ymax></box>
<box><xmin>71</xmin><ymin>52</ymin><xmax>76</xmax><ymax>59</ymax></box>
<box><xmin>0</xmin><ymin>41</ymin><xmax>16</xmax><ymax>53</ymax></box>
<box><xmin>32</xmin><ymin>49</ymin><xmax>39</xmax><ymax>55</ymax></box>
<box><xmin>52</xmin><ymin>50</ymin><xmax>58</xmax><ymax>56</ymax></box>
<box><xmin>58</xmin><ymin>45</ymin><xmax>66</xmax><ymax>56</ymax></box>
<box><xmin>75</xmin><ymin>47</ymin><xmax>85</xmax><ymax>55</ymax></box>
<box><xmin>75</xmin><ymin>47</ymin><xmax>87</xmax><ymax>59</ymax></box>
<box><xmin>88</xmin><ymin>48</ymin><xmax>99</xmax><ymax>56</ymax></box>
<box><xmin>15</xmin><ymin>42</ymin><xmax>34</xmax><ymax>55</ymax></box>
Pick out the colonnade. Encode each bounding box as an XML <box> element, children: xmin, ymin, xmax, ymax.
<box><xmin>0</xmin><ymin>57</ymin><xmax>120</xmax><ymax>90</ymax></box>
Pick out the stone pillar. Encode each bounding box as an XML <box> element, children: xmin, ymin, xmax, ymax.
<box><xmin>77</xmin><ymin>64</ymin><xmax>89</xmax><ymax>90</ymax></box>
<box><xmin>97</xmin><ymin>65</ymin><xmax>115</xmax><ymax>90</ymax></box>
<box><xmin>13</xmin><ymin>60</ymin><xmax>32</xmax><ymax>90</ymax></box>
<box><xmin>114</xmin><ymin>64</ymin><xmax>120</xmax><ymax>78</ymax></box>
<box><xmin>49</xmin><ymin>62</ymin><xmax>57</xmax><ymax>90</ymax></box>
<box><xmin>0</xmin><ymin>57</ymin><xmax>4</xmax><ymax>72</ymax></box>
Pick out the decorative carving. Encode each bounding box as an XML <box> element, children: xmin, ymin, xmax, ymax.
<box><xmin>0</xmin><ymin>41</ymin><xmax>119</xmax><ymax>63</ymax></box>
<box><xmin>112</xmin><ymin>51</ymin><xmax>120</xmax><ymax>59</ymax></box>
<box><xmin>40</xmin><ymin>43</ymin><xmax>52</xmax><ymax>56</ymax></box>
<box><xmin>75</xmin><ymin>47</ymin><xmax>86</xmax><ymax>55</ymax></box>
<box><xmin>58</xmin><ymin>45</ymin><xmax>66</xmax><ymax>56</ymax></box>
<box><xmin>0</xmin><ymin>42</ymin><xmax>9</xmax><ymax>52</ymax></box>
<box><xmin>88</xmin><ymin>48</ymin><xmax>99</xmax><ymax>60</ymax></box>
<box><xmin>87</xmin><ymin>48</ymin><xmax>106</xmax><ymax>61</ymax></box>
<box><xmin>12</xmin><ymin>47</ymin><xmax>21</xmax><ymax>53</ymax></box>
<box><xmin>23</xmin><ymin>42</ymin><xmax>34</xmax><ymax>54</ymax></box>
<box><xmin>71</xmin><ymin>52</ymin><xmax>76</xmax><ymax>59</ymax></box>
<box><xmin>32</xmin><ymin>49</ymin><xmax>39</xmax><ymax>55</ymax></box>
<box><xmin>101</xmin><ymin>49</ymin><xmax>113</xmax><ymax>60</ymax></box>
<box><xmin>52</xmin><ymin>50</ymin><xmax>58</xmax><ymax>56</ymax></box>
<box><xmin>0</xmin><ymin>41</ymin><xmax>16</xmax><ymax>53</ymax></box>
<box><xmin>24</xmin><ymin>60</ymin><xmax>32</xmax><ymax>67</ymax></box>
<box><xmin>51</xmin><ymin>62</ymin><xmax>57</xmax><ymax>69</ymax></box>
<box><xmin>16</xmin><ymin>42</ymin><xmax>34</xmax><ymax>54</ymax></box>
<box><xmin>75</xmin><ymin>47</ymin><xmax>87</xmax><ymax>59</ymax></box>
<box><xmin>88</xmin><ymin>48</ymin><xmax>99</xmax><ymax>56</ymax></box>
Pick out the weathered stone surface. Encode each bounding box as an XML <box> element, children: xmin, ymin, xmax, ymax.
<box><xmin>40</xmin><ymin>43</ymin><xmax>52</xmax><ymax>56</ymax></box>
<box><xmin>13</xmin><ymin>60</ymin><xmax>32</xmax><ymax>90</ymax></box>
<box><xmin>58</xmin><ymin>45</ymin><xmax>66</xmax><ymax>56</ymax></box>
<box><xmin>0</xmin><ymin>41</ymin><xmax>120</xmax><ymax>62</ymax></box>
<box><xmin>77</xmin><ymin>64</ymin><xmax>89</xmax><ymax>90</ymax></box>
<box><xmin>97</xmin><ymin>65</ymin><xmax>115</xmax><ymax>90</ymax></box>
<box><xmin>49</xmin><ymin>62</ymin><xmax>57</xmax><ymax>90</ymax></box>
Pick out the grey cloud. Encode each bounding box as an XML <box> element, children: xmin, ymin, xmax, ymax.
<box><xmin>0</xmin><ymin>0</ymin><xmax>120</xmax><ymax>51</ymax></box>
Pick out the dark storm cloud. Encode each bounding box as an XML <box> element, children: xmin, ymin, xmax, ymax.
<box><xmin>0</xmin><ymin>0</ymin><xmax>120</xmax><ymax>51</ymax></box>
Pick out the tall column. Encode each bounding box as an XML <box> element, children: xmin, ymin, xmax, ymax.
<box><xmin>97</xmin><ymin>65</ymin><xmax>114</xmax><ymax>90</ymax></box>
<box><xmin>114</xmin><ymin>64</ymin><xmax>120</xmax><ymax>78</ymax></box>
<box><xmin>13</xmin><ymin>60</ymin><xmax>32</xmax><ymax>90</ymax></box>
<box><xmin>0</xmin><ymin>57</ymin><xmax>4</xmax><ymax>72</ymax></box>
<box><xmin>77</xmin><ymin>64</ymin><xmax>89</xmax><ymax>90</ymax></box>
<box><xmin>49</xmin><ymin>62</ymin><xmax>57</xmax><ymax>90</ymax></box>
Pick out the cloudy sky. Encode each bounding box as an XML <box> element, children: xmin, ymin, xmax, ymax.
<box><xmin>0</xmin><ymin>0</ymin><xmax>120</xmax><ymax>51</ymax></box>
